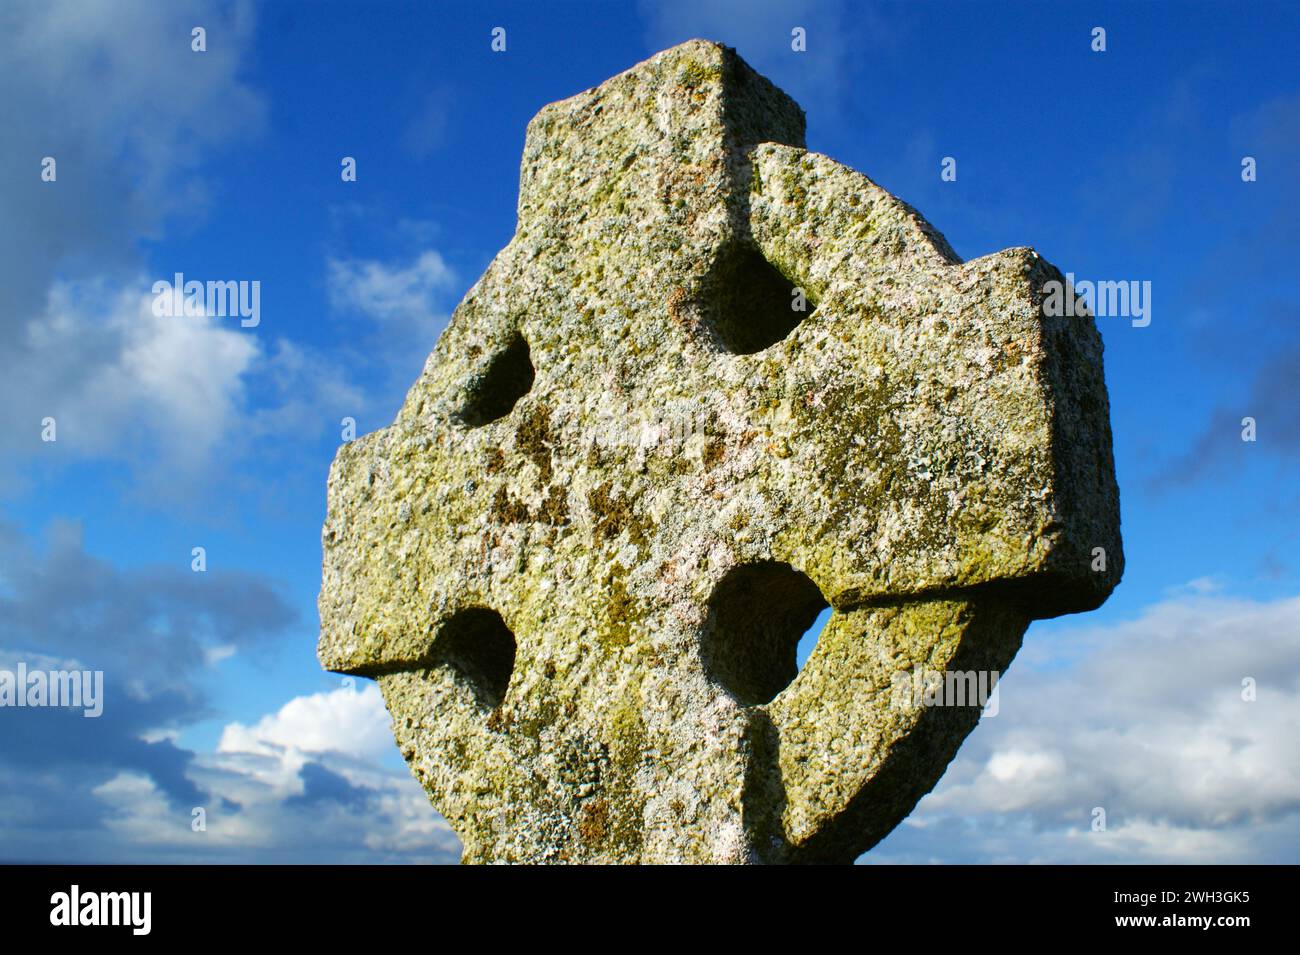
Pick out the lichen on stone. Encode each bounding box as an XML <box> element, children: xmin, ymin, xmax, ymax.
<box><xmin>317</xmin><ymin>40</ymin><xmax>1123</xmax><ymax>864</ymax></box>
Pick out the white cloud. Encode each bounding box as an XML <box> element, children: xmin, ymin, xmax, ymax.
<box><xmin>0</xmin><ymin>2</ymin><xmax>458</xmax><ymax>493</ymax></box>
<box><xmin>870</xmin><ymin>590</ymin><xmax>1300</xmax><ymax>863</ymax></box>
<box><xmin>0</xmin><ymin>0</ymin><xmax>268</xmax><ymax>484</ymax></box>
<box><xmin>83</xmin><ymin>683</ymin><xmax>458</xmax><ymax>863</ymax></box>
<box><xmin>0</xmin><ymin>0</ymin><xmax>266</xmax><ymax>333</ymax></box>
<box><xmin>0</xmin><ymin>518</ymin><xmax>454</xmax><ymax>863</ymax></box>
<box><xmin>14</xmin><ymin>279</ymin><xmax>259</xmax><ymax>468</ymax></box>
<box><xmin>92</xmin><ymin>773</ymin><xmax>190</xmax><ymax>845</ymax></box>
<box><xmin>327</xmin><ymin>250</ymin><xmax>455</xmax><ymax>331</ymax></box>
<box><xmin>13</xmin><ymin>583</ymin><xmax>1300</xmax><ymax>864</ymax></box>
<box><xmin>323</xmin><ymin>249</ymin><xmax>458</xmax><ymax>395</ymax></box>
<box><xmin>243</xmin><ymin>338</ymin><xmax>368</xmax><ymax>442</ymax></box>
<box><xmin>218</xmin><ymin>683</ymin><xmax>395</xmax><ymax>763</ymax></box>
<box><xmin>0</xmin><ymin>265</ymin><xmax>411</xmax><ymax>496</ymax></box>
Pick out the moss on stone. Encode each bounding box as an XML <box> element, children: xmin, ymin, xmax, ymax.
<box><xmin>319</xmin><ymin>39</ymin><xmax>1122</xmax><ymax>865</ymax></box>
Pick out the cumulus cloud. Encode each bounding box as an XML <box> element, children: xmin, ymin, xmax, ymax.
<box><xmin>0</xmin><ymin>1</ymin><xmax>396</xmax><ymax>495</ymax></box>
<box><xmin>868</xmin><ymin>590</ymin><xmax>1300</xmax><ymax>863</ymax></box>
<box><xmin>9</xmin><ymin>280</ymin><xmax>259</xmax><ymax>469</ymax></box>
<box><xmin>0</xmin><ymin>243</ymin><xmax>457</xmax><ymax>494</ymax></box>
<box><xmin>327</xmin><ymin>250</ymin><xmax>456</xmax><ymax>350</ymax></box>
<box><xmin>83</xmin><ymin>684</ymin><xmax>458</xmax><ymax>864</ymax></box>
<box><xmin>0</xmin><ymin>519</ymin><xmax>457</xmax><ymax>864</ymax></box>
<box><xmin>320</xmin><ymin>248</ymin><xmax>459</xmax><ymax>408</ymax></box>
<box><xmin>218</xmin><ymin>683</ymin><xmax>396</xmax><ymax>768</ymax></box>
<box><xmin>7</xmin><ymin>514</ymin><xmax>1297</xmax><ymax>865</ymax></box>
<box><xmin>0</xmin><ymin>1</ymin><xmax>464</xmax><ymax>495</ymax></box>
<box><xmin>0</xmin><ymin>522</ymin><xmax>457</xmax><ymax>863</ymax></box>
<box><xmin>0</xmin><ymin>0</ymin><xmax>266</xmax><ymax>338</ymax></box>
<box><xmin>243</xmin><ymin>337</ymin><xmax>369</xmax><ymax>444</ymax></box>
<box><xmin>0</xmin><ymin>0</ymin><xmax>269</xmax><ymax>484</ymax></box>
<box><xmin>0</xmin><ymin>517</ymin><xmax>304</xmax><ymax>861</ymax></box>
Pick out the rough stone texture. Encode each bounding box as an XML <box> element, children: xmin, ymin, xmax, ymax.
<box><xmin>317</xmin><ymin>40</ymin><xmax>1123</xmax><ymax>864</ymax></box>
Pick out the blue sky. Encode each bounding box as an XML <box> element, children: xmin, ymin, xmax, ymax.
<box><xmin>2</xmin><ymin>0</ymin><xmax>1297</xmax><ymax>863</ymax></box>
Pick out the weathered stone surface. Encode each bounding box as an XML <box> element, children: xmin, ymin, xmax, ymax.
<box><xmin>317</xmin><ymin>40</ymin><xmax>1123</xmax><ymax>863</ymax></box>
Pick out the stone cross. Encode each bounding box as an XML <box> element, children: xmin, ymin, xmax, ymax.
<box><xmin>318</xmin><ymin>40</ymin><xmax>1123</xmax><ymax>864</ymax></box>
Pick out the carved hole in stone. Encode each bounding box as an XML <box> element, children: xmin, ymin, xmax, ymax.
<box><xmin>430</xmin><ymin>608</ymin><xmax>517</xmax><ymax>708</ymax></box>
<box><xmin>459</xmin><ymin>333</ymin><xmax>535</xmax><ymax>426</ymax></box>
<box><xmin>702</xmin><ymin>562</ymin><xmax>829</xmax><ymax>705</ymax></box>
<box><xmin>702</xmin><ymin>241</ymin><xmax>814</xmax><ymax>354</ymax></box>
